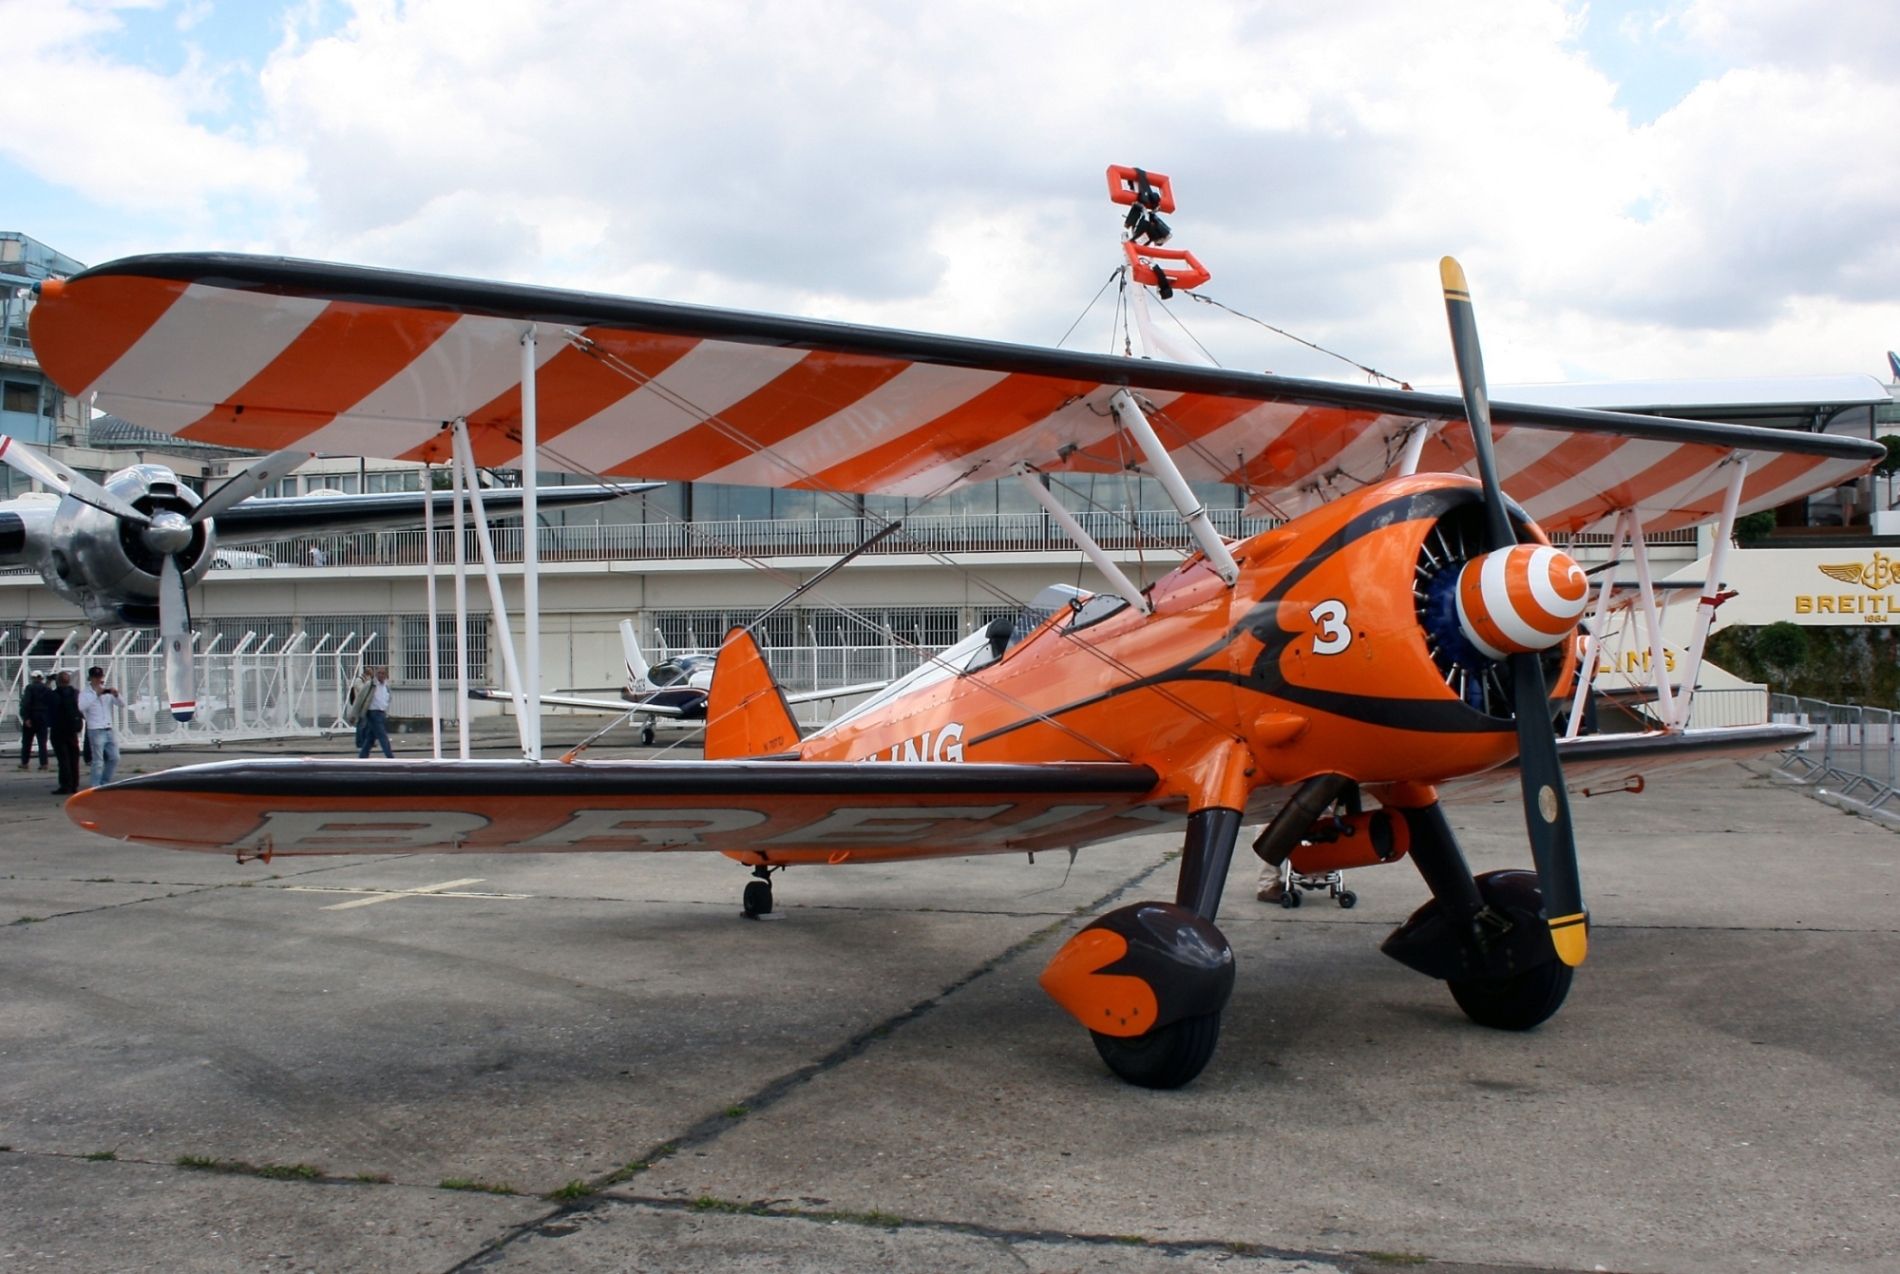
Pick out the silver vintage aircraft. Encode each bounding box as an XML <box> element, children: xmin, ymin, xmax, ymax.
<box><xmin>0</xmin><ymin>433</ymin><xmax>646</xmax><ymax>721</ymax></box>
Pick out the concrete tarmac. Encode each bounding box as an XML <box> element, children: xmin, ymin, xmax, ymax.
<box><xmin>1</xmin><ymin>730</ymin><xmax>1895</xmax><ymax>1273</ymax></box>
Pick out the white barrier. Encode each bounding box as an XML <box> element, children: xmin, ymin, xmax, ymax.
<box><xmin>1</xmin><ymin>630</ymin><xmax>388</xmax><ymax>750</ymax></box>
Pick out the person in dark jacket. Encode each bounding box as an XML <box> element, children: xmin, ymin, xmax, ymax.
<box><xmin>49</xmin><ymin>670</ymin><xmax>83</xmax><ymax>796</ymax></box>
<box><xmin>18</xmin><ymin>671</ymin><xmax>52</xmax><ymax>770</ymax></box>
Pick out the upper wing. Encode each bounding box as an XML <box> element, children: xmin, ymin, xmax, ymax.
<box><xmin>31</xmin><ymin>254</ymin><xmax>1883</xmax><ymax>536</ymax></box>
<box><xmin>214</xmin><ymin>482</ymin><xmax>652</xmax><ymax>540</ymax></box>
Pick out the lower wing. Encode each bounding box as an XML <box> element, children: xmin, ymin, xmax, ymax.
<box><xmin>63</xmin><ymin>724</ymin><xmax>1807</xmax><ymax>859</ymax></box>
<box><xmin>65</xmin><ymin>758</ymin><xmax>1163</xmax><ymax>860</ymax></box>
<box><xmin>1438</xmin><ymin>723</ymin><xmax>1810</xmax><ymax>803</ymax></box>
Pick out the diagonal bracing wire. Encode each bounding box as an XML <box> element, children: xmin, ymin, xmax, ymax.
<box><xmin>523</xmin><ymin>334</ymin><xmax>1224</xmax><ymax>759</ymax></box>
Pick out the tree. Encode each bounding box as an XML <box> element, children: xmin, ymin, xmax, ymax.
<box><xmin>1754</xmin><ymin>622</ymin><xmax>1809</xmax><ymax>680</ymax></box>
<box><xmin>1733</xmin><ymin>510</ymin><xmax>1777</xmax><ymax>544</ymax></box>
<box><xmin>1878</xmin><ymin>434</ymin><xmax>1900</xmax><ymax>476</ymax></box>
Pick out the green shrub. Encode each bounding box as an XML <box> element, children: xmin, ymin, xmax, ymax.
<box><xmin>1754</xmin><ymin>622</ymin><xmax>1810</xmax><ymax>671</ymax></box>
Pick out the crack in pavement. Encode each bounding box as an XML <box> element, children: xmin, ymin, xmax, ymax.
<box><xmin>442</xmin><ymin>851</ymin><xmax>1184</xmax><ymax>1271</ymax></box>
<box><xmin>0</xmin><ymin>853</ymin><xmax>426</xmax><ymax>926</ymax></box>
<box><xmin>452</xmin><ymin>1190</ymin><xmax>1612</xmax><ymax>1273</ymax></box>
<box><xmin>506</xmin><ymin>1192</ymin><xmax>1353</xmax><ymax>1268</ymax></box>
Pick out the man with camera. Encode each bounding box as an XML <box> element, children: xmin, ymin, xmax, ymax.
<box><xmin>77</xmin><ymin>665</ymin><xmax>125</xmax><ymax>789</ymax></box>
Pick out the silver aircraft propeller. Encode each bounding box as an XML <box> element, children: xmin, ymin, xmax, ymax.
<box><xmin>190</xmin><ymin>447</ymin><xmax>310</xmax><ymax>523</ymax></box>
<box><xmin>0</xmin><ymin>435</ymin><xmax>312</xmax><ymax>726</ymax></box>
<box><xmin>156</xmin><ymin>446</ymin><xmax>310</xmax><ymax>719</ymax></box>
<box><xmin>0</xmin><ymin>434</ymin><xmax>151</xmax><ymax>524</ymax></box>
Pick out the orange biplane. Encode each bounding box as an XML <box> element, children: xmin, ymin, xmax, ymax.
<box><xmin>28</xmin><ymin>170</ymin><xmax>1882</xmax><ymax>1087</ymax></box>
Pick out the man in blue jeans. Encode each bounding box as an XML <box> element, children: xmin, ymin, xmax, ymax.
<box><xmin>357</xmin><ymin>666</ymin><xmax>394</xmax><ymax>758</ymax></box>
<box><xmin>77</xmin><ymin>665</ymin><xmax>124</xmax><ymax>788</ymax></box>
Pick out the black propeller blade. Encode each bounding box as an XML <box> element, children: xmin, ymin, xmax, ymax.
<box><xmin>1439</xmin><ymin>257</ymin><xmax>1588</xmax><ymax>968</ymax></box>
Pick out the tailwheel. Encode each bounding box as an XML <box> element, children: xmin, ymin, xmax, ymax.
<box><xmin>1448</xmin><ymin>961</ymin><xmax>1572</xmax><ymax>1031</ymax></box>
<box><xmin>1090</xmin><ymin>1012</ymin><xmax>1222</xmax><ymax>1090</ymax></box>
<box><xmin>741</xmin><ymin>866</ymin><xmax>775</xmax><ymax>920</ymax></box>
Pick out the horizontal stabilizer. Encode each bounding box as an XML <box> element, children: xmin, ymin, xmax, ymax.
<box><xmin>466</xmin><ymin>687</ymin><xmax>689</xmax><ymax>718</ymax></box>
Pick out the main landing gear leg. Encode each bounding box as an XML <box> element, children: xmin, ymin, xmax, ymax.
<box><xmin>1176</xmin><ymin>806</ymin><xmax>1243</xmax><ymax>922</ymax></box>
<box><xmin>741</xmin><ymin>865</ymin><xmax>776</xmax><ymax>920</ymax></box>
<box><xmin>1042</xmin><ymin>806</ymin><xmax>1242</xmax><ymax>1089</ymax></box>
<box><xmin>1381</xmin><ymin>802</ymin><xmax>1572</xmax><ymax>1030</ymax></box>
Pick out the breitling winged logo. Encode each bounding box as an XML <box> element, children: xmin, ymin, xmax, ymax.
<box><xmin>1818</xmin><ymin>551</ymin><xmax>1896</xmax><ymax>591</ymax></box>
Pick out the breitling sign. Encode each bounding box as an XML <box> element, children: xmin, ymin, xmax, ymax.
<box><xmin>1794</xmin><ymin>549</ymin><xmax>1898</xmax><ymax>621</ymax></box>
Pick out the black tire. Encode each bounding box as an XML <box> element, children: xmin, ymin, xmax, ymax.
<box><xmin>1448</xmin><ymin>960</ymin><xmax>1573</xmax><ymax>1030</ymax></box>
<box><xmin>1282</xmin><ymin>887</ymin><xmax>1302</xmax><ymax>909</ymax></box>
<box><xmin>641</xmin><ymin>724</ymin><xmax>656</xmax><ymax>746</ymax></box>
<box><xmin>1091</xmin><ymin>1012</ymin><xmax>1221</xmax><ymax>1089</ymax></box>
<box><xmin>1337</xmin><ymin>890</ymin><xmax>1358</xmax><ymax>910</ymax></box>
<box><xmin>742</xmin><ymin>879</ymin><xmax>773</xmax><ymax>918</ymax></box>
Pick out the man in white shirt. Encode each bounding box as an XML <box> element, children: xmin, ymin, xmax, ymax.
<box><xmin>357</xmin><ymin>666</ymin><xmax>394</xmax><ymax>758</ymax></box>
<box><xmin>77</xmin><ymin>665</ymin><xmax>124</xmax><ymax>788</ymax></box>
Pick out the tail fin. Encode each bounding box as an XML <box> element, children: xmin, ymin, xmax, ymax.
<box><xmin>619</xmin><ymin>618</ymin><xmax>651</xmax><ymax>688</ymax></box>
<box><xmin>703</xmin><ymin>627</ymin><xmax>802</xmax><ymax>759</ymax></box>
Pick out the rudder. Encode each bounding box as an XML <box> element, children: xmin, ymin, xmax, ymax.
<box><xmin>703</xmin><ymin>627</ymin><xmax>802</xmax><ymax>759</ymax></box>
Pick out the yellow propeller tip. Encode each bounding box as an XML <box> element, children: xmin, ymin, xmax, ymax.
<box><xmin>1439</xmin><ymin>256</ymin><xmax>1469</xmax><ymax>296</ymax></box>
<box><xmin>1549</xmin><ymin>912</ymin><xmax>1589</xmax><ymax>967</ymax></box>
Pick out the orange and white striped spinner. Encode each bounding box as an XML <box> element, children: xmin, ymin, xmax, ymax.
<box><xmin>1454</xmin><ymin>544</ymin><xmax>1590</xmax><ymax>660</ymax></box>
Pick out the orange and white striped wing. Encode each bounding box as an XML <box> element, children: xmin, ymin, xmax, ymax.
<box><xmin>29</xmin><ymin>254</ymin><xmax>1882</xmax><ymax>533</ymax></box>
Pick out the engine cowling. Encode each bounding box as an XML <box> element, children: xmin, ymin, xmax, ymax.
<box><xmin>41</xmin><ymin>464</ymin><xmax>218</xmax><ymax>625</ymax></box>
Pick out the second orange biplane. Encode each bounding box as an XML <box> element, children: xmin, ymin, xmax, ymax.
<box><xmin>27</xmin><ymin>169</ymin><xmax>1881</xmax><ymax>1087</ymax></box>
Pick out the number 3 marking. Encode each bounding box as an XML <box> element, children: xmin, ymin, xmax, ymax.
<box><xmin>1309</xmin><ymin>600</ymin><xmax>1351</xmax><ymax>655</ymax></box>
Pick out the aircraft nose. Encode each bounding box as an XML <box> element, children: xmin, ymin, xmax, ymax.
<box><xmin>1453</xmin><ymin>544</ymin><xmax>1590</xmax><ymax>660</ymax></box>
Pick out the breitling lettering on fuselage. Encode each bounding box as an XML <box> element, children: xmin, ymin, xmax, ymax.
<box><xmin>857</xmin><ymin>722</ymin><xmax>966</xmax><ymax>763</ymax></box>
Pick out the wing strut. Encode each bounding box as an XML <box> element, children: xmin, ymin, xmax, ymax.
<box><xmin>1107</xmin><ymin>388</ymin><xmax>1239</xmax><ymax>585</ymax></box>
<box><xmin>422</xmin><ymin>457</ymin><xmax>443</xmax><ymax>760</ymax></box>
<box><xmin>520</xmin><ymin>327</ymin><xmax>543</xmax><ymax>762</ymax></box>
<box><xmin>451</xmin><ymin>418</ymin><xmax>533</xmax><ymax>759</ymax></box>
<box><xmin>450</xmin><ymin>447</ymin><xmax>472</xmax><ymax>760</ymax></box>
<box><xmin>1565</xmin><ymin>512</ymin><xmax>1629</xmax><ymax>740</ymax></box>
<box><xmin>1672</xmin><ymin>455</ymin><xmax>1749</xmax><ymax>730</ymax></box>
<box><xmin>1015</xmin><ymin>470</ymin><xmax>1154</xmax><ymax>614</ymax></box>
<box><xmin>1625</xmin><ymin>507</ymin><xmax>1678</xmax><ymax>731</ymax></box>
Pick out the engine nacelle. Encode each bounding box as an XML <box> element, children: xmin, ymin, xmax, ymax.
<box><xmin>40</xmin><ymin>464</ymin><xmax>218</xmax><ymax>625</ymax></box>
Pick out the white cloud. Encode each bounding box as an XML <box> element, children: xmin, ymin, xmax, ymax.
<box><xmin>9</xmin><ymin>0</ymin><xmax>1900</xmax><ymax>386</ymax></box>
<box><xmin>0</xmin><ymin>0</ymin><xmax>303</xmax><ymax>225</ymax></box>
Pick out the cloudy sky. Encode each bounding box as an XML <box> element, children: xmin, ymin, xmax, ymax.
<box><xmin>4</xmin><ymin>0</ymin><xmax>1897</xmax><ymax>389</ymax></box>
